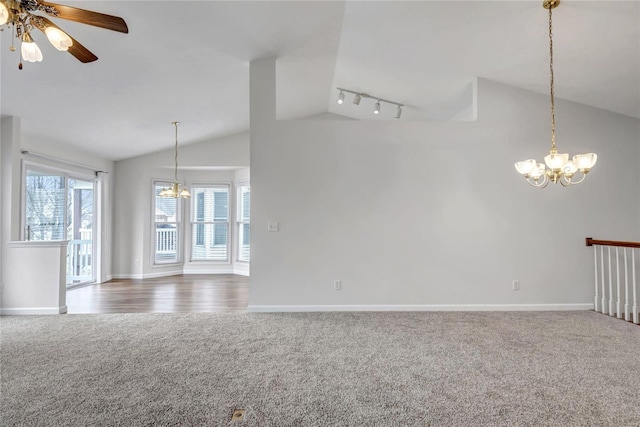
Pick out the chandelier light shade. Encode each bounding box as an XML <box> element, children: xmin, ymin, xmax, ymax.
<box><xmin>514</xmin><ymin>0</ymin><xmax>597</xmax><ymax>188</ymax></box>
<box><xmin>159</xmin><ymin>121</ymin><xmax>191</xmax><ymax>199</ymax></box>
<box><xmin>21</xmin><ymin>32</ymin><xmax>43</xmax><ymax>62</ymax></box>
<box><xmin>335</xmin><ymin>87</ymin><xmax>404</xmax><ymax>119</ymax></box>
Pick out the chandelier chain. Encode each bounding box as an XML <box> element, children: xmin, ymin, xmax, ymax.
<box><xmin>173</xmin><ymin>121</ymin><xmax>179</xmax><ymax>183</ymax></box>
<box><xmin>549</xmin><ymin>5</ymin><xmax>556</xmax><ymax>153</ymax></box>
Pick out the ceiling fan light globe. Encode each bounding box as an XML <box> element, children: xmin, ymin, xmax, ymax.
<box><xmin>0</xmin><ymin>2</ymin><xmax>9</xmax><ymax>26</ymax></box>
<box><xmin>21</xmin><ymin>41</ymin><xmax>43</xmax><ymax>63</ymax></box>
<box><xmin>45</xmin><ymin>27</ymin><xmax>73</xmax><ymax>51</ymax></box>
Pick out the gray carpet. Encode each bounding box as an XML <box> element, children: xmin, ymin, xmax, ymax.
<box><xmin>1</xmin><ymin>311</ymin><xmax>639</xmax><ymax>426</ymax></box>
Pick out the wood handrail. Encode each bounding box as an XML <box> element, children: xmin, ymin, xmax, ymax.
<box><xmin>585</xmin><ymin>237</ymin><xmax>640</xmax><ymax>248</ymax></box>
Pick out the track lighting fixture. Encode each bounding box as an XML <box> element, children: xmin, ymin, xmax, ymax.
<box><xmin>335</xmin><ymin>87</ymin><xmax>403</xmax><ymax>119</ymax></box>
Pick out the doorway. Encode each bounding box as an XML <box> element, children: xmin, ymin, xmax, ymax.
<box><xmin>23</xmin><ymin>167</ymin><xmax>96</xmax><ymax>287</ymax></box>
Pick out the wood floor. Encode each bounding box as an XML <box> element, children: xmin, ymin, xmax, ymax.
<box><xmin>66</xmin><ymin>274</ymin><xmax>249</xmax><ymax>314</ymax></box>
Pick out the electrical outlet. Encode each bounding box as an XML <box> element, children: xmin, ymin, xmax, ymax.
<box><xmin>512</xmin><ymin>280</ymin><xmax>520</xmax><ymax>291</ymax></box>
<box><xmin>334</xmin><ymin>280</ymin><xmax>342</xmax><ymax>290</ymax></box>
<box><xmin>135</xmin><ymin>259</ymin><xmax>140</xmax><ymax>266</ymax></box>
<box><xmin>268</xmin><ymin>222</ymin><xmax>279</xmax><ymax>232</ymax></box>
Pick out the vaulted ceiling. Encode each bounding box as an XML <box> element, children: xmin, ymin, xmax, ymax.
<box><xmin>1</xmin><ymin>1</ymin><xmax>638</xmax><ymax>161</ymax></box>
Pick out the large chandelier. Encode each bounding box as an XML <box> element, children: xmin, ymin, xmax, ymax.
<box><xmin>159</xmin><ymin>121</ymin><xmax>191</xmax><ymax>199</ymax></box>
<box><xmin>514</xmin><ymin>0</ymin><xmax>597</xmax><ymax>188</ymax></box>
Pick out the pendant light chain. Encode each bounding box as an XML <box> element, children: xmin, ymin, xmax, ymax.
<box><xmin>548</xmin><ymin>5</ymin><xmax>556</xmax><ymax>153</ymax></box>
<box><xmin>159</xmin><ymin>121</ymin><xmax>190</xmax><ymax>198</ymax></box>
<box><xmin>173</xmin><ymin>121</ymin><xmax>179</xmax><ymax>183</ymax></box>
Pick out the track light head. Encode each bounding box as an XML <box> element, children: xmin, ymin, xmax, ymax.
<box><xmin>395</xmin><ymin>105</ymin><xmax>402</xmax><ymax>119</ymax></box>
<box><xmin>353</xmin><ymin>94</ymin><xmax>362</xmax><ymax>105</ymax></box>
<box><xmin>337</xmin><ymin>91</ymin><xmax>345</xmax><ymax>105</ymax></box>
<box><xmin>373</xmin><ymin>101</ymin><xmax>381</xmax><ymax>115</ymax></box>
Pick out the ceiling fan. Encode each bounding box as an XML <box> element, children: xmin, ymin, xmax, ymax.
<box><xmin>0</xmin><ymin>0</ymin><xmax>128</xmax><ymax>69</ymax></box>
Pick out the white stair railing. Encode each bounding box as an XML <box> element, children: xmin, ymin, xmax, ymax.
<box><xmin>587</xmin><ymin>237</ymin><xmax>639</xmax><ymax>324</ymax></box>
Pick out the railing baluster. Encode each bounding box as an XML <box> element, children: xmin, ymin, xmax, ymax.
<box><xmin>633</xmin><ymin>248</ymin><xmax>638</xmax><ymax>324</ymax></box>
<box><xmin>608</xmin><ymin>247</ymin><xmax>613</xmax><ymax>316</ymax></box>
<box><xmin>601</xmin><ymin>246</ymin><xmax>607</xmax><ymax>315</ymax></box>
<box><xmin>616</xmin><ymin>247</ymin><xmax>621</xmax><ymax>318</ymax></box>
<box><xmin>624</xmin><ymin>248</ymin><xmax>630</xmax><ymax>321</ymax></box>
<box><xmin>594</xmin><ymin>245</ymin><xmax>599</xmax><ymax>312</ymax></box>
<box><xmin>588</xmin><ymin>238</ymin><xmax>640</xmax><ymax>323</ymax></box>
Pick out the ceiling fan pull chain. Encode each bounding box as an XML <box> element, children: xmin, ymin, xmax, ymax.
<box><xmin>9</xmin><ymin>23</ymin><xmax>16</xmax><ymax>51</ymax></box>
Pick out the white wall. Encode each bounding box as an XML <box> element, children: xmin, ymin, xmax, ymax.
<box><xmin>112</xmin><ymin>131</ymin><xmax>250</xmax><ymax>278</ymax></box>
<box><xmin>1</xmin><ymin>117</ymin><xmax>22</xmax><ymax>302</ymax></box>
<box><xmin>249</xmin><ymin>58</ymin><xmax>640</xmax><ymax>310</ymax></box>
<box><xmin>1</xmin><ymin>116</ymin><xmax>115</xmax><ymax>311</ymax></box>
<box><xmin>2</xmin><ymin>241</ymin><xmax>67</xmax><ymax>315</ymax></box>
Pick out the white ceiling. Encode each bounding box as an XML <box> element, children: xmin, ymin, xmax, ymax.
<box><xmin>1</xmin><ymin>1</ymin><xmax>638</xmax><ymax>161</ymax></box>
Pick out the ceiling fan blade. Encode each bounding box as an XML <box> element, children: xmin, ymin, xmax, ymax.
<box><xmin>32</xmin><ymin>17</ymin><xmax>98</xmax><ymax>63</ymax></box>
<box><xmin>38</xmin><ymin>1</ymin><xmax>129</xmax><ymax>33</ymax></box>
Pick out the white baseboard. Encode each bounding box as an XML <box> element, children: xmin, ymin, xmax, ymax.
<box><xmin>183</xmin><ymin>268</ymin><xmax>234</xmax><ymax>275</ymax></box>
<box><xmin>1</xmin><ymin>305</ymin><xmax>67</xmax><ymax>315</ymax></box>
<box><xmin>111</xmin><ymin>273</ymin><xmax>143</xmax><ymax>280</ymax></box>
<box><xmin>112</xmin><ymin>269</ymin><xmax>249</xmax><ymax>279</ymax></box>
<box><xmin>248</xmin><ymin>303</ymin><xmax>595</xmax><ymax>313</ymax></box>
<box><xmin>144</xmin><ymin>270</ymin><xmax>183</xmax><ymax>279</ymax></box>
<box><xmin>232</xmin><ymin>269</ymin><xmax>250</xmax><ymax>277</ymax></box>
<box><xmin>111</xmin><ymin>271</ymin><xmax>182</xmax><ymax>280</ymax></box>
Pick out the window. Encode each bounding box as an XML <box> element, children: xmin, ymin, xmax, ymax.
<box><xmin>190</xmin><ymin>185</ymin><xmax>229</xmax><ymax>261</ymax></box>
<box><xmin>24</xmin><ymin>167</ymin><xmax>96</xmax><ymax>286</ymax></box>
<box><xmin>237</xmin><ymin>185</ymin><xmax>250</xmax><ymax>262</ymax></box>
<box><xmin>25</xmin><ymin>170</ymin><xmax>66</xmax><ymax>241</ymax></box>
<box><xmin>154</xmin><ymin>181</ymin><xmax>181</xmax><ymax>264</ymax></box>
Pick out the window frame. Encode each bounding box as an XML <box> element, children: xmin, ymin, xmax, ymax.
<box><xmin>189</xmin><ymin>183</ymin><xmax>231</xmax><ymax>263</ymax></box>
<box><xmin>152</xmin><ymin>179</ymin><xmax>183</xmax><ymax>266</ymax></box>
<box><xmin>236</xmin><ymin>183</ymin><xmax>250</xmax><ymax>263</ymax></box>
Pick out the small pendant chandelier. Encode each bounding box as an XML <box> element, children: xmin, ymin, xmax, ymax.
<box><xmin>514</xmin><ymin>0</ymin><xmax>597</xmax><ymax>188</ymax></box>
<box><xmin>159</xmin><ymin>121</ymin><xmax>191</xmax><ymax>198</ymax></box>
